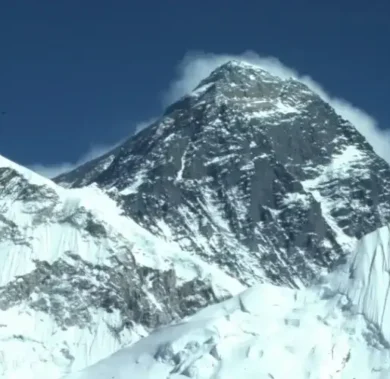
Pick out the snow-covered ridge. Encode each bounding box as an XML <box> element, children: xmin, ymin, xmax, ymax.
<box><xmin>0</xmin><ymin>154</ymin><xmax>245</xmax><ymax>378</ymax></box>
<box><xmin>64</xmin><ymin>226</ymin><xmax>390</xmax><ymax>378</ymax></box>
<box><xmin>0</xmin><ymin>154</ymin><xmax>60</xmax><ymax>191</ymax></box>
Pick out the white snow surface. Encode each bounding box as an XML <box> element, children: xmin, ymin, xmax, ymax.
<box><xmin>65</xmin><ymin>224</ymin><xmax>390</xmax><ymax>379</ymax></box>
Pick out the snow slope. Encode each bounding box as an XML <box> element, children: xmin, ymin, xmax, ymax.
<box><xmin>64</xmin><ymin>226</ymin><xmax>390</xmax><ymax>378</ymax></box>
<box><xmin>0</xmin><ymin>155</ymin><xmax>244</xmax><ymax>378</ymax></box>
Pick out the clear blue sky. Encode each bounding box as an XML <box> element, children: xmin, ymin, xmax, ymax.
<box><xmin>0</xmin><ymin>0</ymin><xmax>389</xmax><ymax>172</ymax></box>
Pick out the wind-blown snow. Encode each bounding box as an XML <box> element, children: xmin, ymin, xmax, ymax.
<box><xmin>64</xmin><ymin>227</ymin><xmax>390</xmax><ymax>378</ymax></box>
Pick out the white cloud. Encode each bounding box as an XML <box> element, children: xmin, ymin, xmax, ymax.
<box><xmin>134</xmin><ymin>117</ymin><xmax>157</xmax><ymax>134</ymax></box>
<box><xmin>162</xmin><ymin>52</ymin><xmax>296</xmax><ymax>106</ymax></box>
<box><xmin>34</xmin><ymin>51</ymin><xmax>390</xmax><ymax>178</ymax></box>
<box><xmin>30</xmin><ymin>119</ymin><xmax>157</xmax><ymax>178</ymax></box>
<box><xmin>163</xmin><ymin>51</ymin><xmax>390</xmax><ymax>163</ymax></box>
<box><xmin>29</xmin><ymin>142</ymin><xmax>120</xmax><ymax>178</ymax></box>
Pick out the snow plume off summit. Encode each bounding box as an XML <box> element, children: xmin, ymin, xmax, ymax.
<box><xmin>2</xmin><ymin>60</ymin><xmax>390</xmax><ymax>378</ymax></box>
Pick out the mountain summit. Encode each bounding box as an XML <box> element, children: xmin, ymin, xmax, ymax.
<box><xmin>2</xmin><ymin>61</ymin><xmax>390</xmax><ymax>378</ymax></box>
<box><xmin>56</xmin><ymin>60</ymin><xmax>390</xmax><ymax>288</ymax></box>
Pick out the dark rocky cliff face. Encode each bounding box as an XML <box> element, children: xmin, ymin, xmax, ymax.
<box><xmin>56</xmin><ymin>60</ymin><xmax>390</xmax><ymax>288</ymax></box>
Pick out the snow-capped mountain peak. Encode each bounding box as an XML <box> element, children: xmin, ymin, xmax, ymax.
<box><xmin>192</xmin><ymin>59</ymin><xmax>284</xmax><ymax>91</ymax></box>
<box><xmin>3</xmin><ymin>60</ymin><xmax>390</xmax><ymax>378</ymax></box>
<box><xmin>174</xmin><ymin>59</ymin><xmax>308</xmax><ymax>116</ymax></box>
<box><xmin>56</xmin><ymin>61</ymin><xmax>390</xmax><ymax>289</ymax></box>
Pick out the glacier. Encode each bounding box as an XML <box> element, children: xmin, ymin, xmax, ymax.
<box><xmin>65</xmin><ymin>225</ymin><xmax>390</xmax><ymax>378</ymax></box>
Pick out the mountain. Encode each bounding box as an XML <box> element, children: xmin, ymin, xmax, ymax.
<box><xmin>2</xmin><ymin>59</ymin><xmax>390</xmax><ymax>378</ymax></box>
<box><xmin>56</xmin><ymin>60</ymin><xmax>390</xmax><ymax>288</ymax></box>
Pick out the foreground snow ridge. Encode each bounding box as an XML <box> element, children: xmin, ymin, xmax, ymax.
<box><xmin>0</xmin><ymin>155</ymin><xmax>244</xmax><ymax>378</ymax></box>
<box><xmin>65</xmin><ymin>226</ymin><xmax>390</xmax><ymax>379</ymax></box>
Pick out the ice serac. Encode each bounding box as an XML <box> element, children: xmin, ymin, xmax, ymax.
<box><xmin>56</xmin><ymin>60</ymin><xmax>390</xmax><ymax>288</ymax></box>
<box><xmin>334</xmin><ymin>224</ymin><xmax>390</xmax><ymax>343</ymax></box>
<box><xmin>64</xmin><ymin>226</ymin><xmax>390</xmax><ymax>378</ymax></box>
<box><xmin>0</xmin><ymin>155</ymin><xmax>243</xmax><ymax>378</ymax></box>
